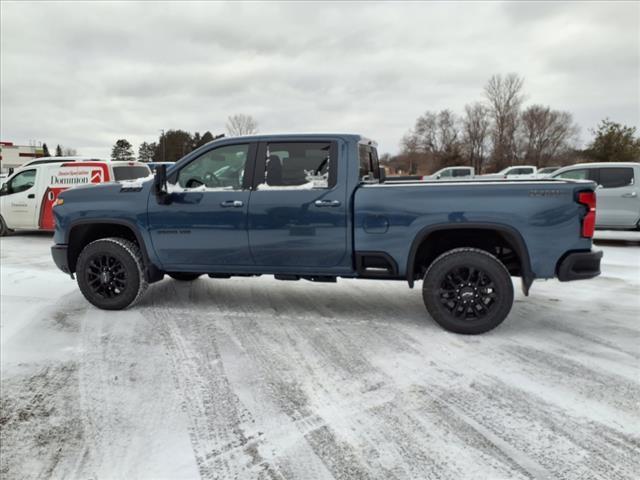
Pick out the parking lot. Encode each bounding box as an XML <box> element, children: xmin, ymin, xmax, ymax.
<box><xmin>1</xmin><ymin>231</ymin><xmax>639</xmax><ymax>479</ymax></box>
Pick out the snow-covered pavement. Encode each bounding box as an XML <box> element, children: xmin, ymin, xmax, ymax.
<box><xmin>1</xmin><ymin>231</ymin><xmax>639</xmax><ymax>479</ymax></box>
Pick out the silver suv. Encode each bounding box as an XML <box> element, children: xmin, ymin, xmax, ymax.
<box><xmin>551</xmin><ymin>162</ymin><xmax>640</xmax><ymax>230</ymax></box>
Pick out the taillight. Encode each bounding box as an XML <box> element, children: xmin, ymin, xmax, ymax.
<box><xmin>578</xmin><ymin>191</ymin><xmax>596</xmax><ymax>238</ymax></box>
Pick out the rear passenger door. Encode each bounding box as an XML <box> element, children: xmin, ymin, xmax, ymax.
<box><xmin>247</xmin><ymin>141</ymin><xmax>348</xmax><ymax>268</ymax></box>
<box><xmin>594</xmin><ymin>167</ymin><xmax>639</xmax><ymax>228</ymax></box>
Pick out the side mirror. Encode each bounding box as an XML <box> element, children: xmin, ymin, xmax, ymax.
<box><xmin>153</xmin><ymin>164</ymin><xmax>170</xmax><ymax>203</ymax></box>
<box><xmin>0</xmin><ymin>183</ymin><xmax>8</xmax><ymax>196</ymax></box>
<box><xmin>436</xmin><ymin>175</ymin><xmax>441</xmax><ymax>179</ymax></box>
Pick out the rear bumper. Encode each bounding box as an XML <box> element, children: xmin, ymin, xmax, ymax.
<box><xmin>557</xmin><ymin>249</ymin><xmax>603</xmax><ymax>281</ymax></box>
<box><xmin>51</xmin><ymin>244</ymin><xmax>70</xmax><ymax>274</ymax></box>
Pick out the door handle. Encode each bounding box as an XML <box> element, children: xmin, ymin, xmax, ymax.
<box><xmin>621</xmin><ymin>192</ymin><xmax>637</xmax><ymax>198</ymax></box>
<box><xmin>27</xmin><ymin>194</ymin><xmax>35</xmax><ymax>199</ymax></box>
<box><xmin>220</xmin><ymin>200</ymin><xmax>244</xmax><ymax>208</ymax></box>
<box><xmin>314</xmin><ymin>199</ymin><xmax>341</xmax><ymax>207</ymax></box>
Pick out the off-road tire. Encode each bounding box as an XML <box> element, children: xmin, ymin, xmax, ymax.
<box><xmin>76</xmin><ymin>237</ymin><xmax>148</xmax><ymax>310</ymax></box>
<box><xmin>422</xmin><ymin>248</ymin><xmax>514</xmax><ymax>334</ymax></box>
<box><xmin>168</xmin><ymin>272</ymin><xmax>202</xmax><ymax>281</ymax></box>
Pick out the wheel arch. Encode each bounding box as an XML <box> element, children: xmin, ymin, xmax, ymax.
<box><xmin>66</xmin><ymin>219</ymin><xmax>163</xmax><ymax>283</ymax></box>
<box><xmin>406</xmin><ymin>222</ymin><xmax>534</xmax><ymax>294</ymax></box>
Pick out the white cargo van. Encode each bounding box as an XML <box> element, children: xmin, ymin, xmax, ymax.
<box><xmin>0</xmin><ymin>160</ymin><xmax>150</xmax><ymax>235</ymax></box>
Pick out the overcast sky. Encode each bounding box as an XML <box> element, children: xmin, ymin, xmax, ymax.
<box><xmin>1</xmin><ymin>1</ymin><xmax>638</xmax><ymax>157</ymax></box>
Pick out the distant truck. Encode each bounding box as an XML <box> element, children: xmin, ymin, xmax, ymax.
<box><xmin>388</xmin><ymin>166</ymin><xmax>474</xmax><ymax>182</ymax></box>
<box><xmin>50</xmin><ymin>134</ymin><xmax>601</xmax><ymax>334</ymax></box>
<box><xmin>483</xmin><ymin>165</ymin><xmax>537</xmax><ymax>179</ymax></box>
<box><xmin>551</xmin><ymin>162</ymin><xmax>640</xmax><ymax>230</ymax></box>
<box><xmin>1</xmin><ymin>160</ymin><xmax>150</xmax><ymax>235</ymax></box>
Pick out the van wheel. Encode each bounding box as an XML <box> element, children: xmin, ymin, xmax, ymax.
<box><xmin>0</xmin><ymin>215</ymin><xmax>12</xmax><ymax>236</ymax></box>
<box><xmin>422</xmin><ymin>248</ymin><xmax>514</xmax><ymax>334</ymax></box>
<box><xmin>168</xmin><ymin>272</ymin><xmax>202</xmax><ymax>281</ymax></box>
<box><xmin>76</xmin><ymin>237</ymin><xmax>148</xmax><ymax>310</ymax></box>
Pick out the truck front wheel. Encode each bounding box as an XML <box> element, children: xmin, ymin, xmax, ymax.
<box><xmin>76</xmin><ymin>237</ymin><xmax>148</xmax><ymax>310</ymax></box>
<box><xmin>422</xmin><ymin>248</ymin><xmax>514</xmax><ymax>334</ymax></box>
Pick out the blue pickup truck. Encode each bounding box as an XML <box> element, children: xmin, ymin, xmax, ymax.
<box><xmin>51</xmin><ymin>134</ymin><xmax>602</xmax><ymax>334</ymax></box>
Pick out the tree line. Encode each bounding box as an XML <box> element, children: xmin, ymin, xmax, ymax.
<box><xmin>110</xmin><ymin>114</ymin><xmax>259</xmax><ymax>162</ymax></box>
<box><xmin>384</xmin><ymin>73</ymin><xmax>640</xmax><ymax>175</ymax></box>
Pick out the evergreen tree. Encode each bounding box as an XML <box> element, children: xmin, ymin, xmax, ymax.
<box><xmin>137</xmin><ymin>141</ymin><xmax>157</xmax><ymax>163</ymax></box>
<box><xmin>42</xmin><ymin>143</ymin><xmax>51</xmax><ymax>157</ymax></box>
<box><xmin>111</xmin><ymin>139</ymin><xmax>135</xmax><ymax>161</ymax></box>
<box><xmin>55</xmin><ymin>144</ymin><xmax>63</xmax><ymax>156</ymax></box>
<box><xmin>587</xmin><ymin>119</ymin><xmax>640</xmax><ymax>162</ymax></box>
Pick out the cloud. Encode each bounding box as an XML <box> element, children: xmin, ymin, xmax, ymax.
<box><xmin>1</xmin><ymin>1</ymin><xmax>638</xmax><ymax>157</ymax></box>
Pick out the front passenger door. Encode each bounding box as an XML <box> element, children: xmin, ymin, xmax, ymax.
<box><xmin>147</xmin><ymin>143</ymin><xmax>256</xmax><ymax>270</ymax></box>
<box><xmin>0</xmin><ymin>169</ymin><xmax>38</xmax><ymax>228</ymax></box>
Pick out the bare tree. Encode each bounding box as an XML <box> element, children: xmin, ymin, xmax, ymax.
<box><xmin>484</xmin><ymin>73</ymin><xmax>525</xmax><ymax>170</ymax></box>
<box><xmin>226</xmin><ymin>114</ymin><xmax>259</xmax><ymax>136</ymax></box>
<box><xmin>401</xmin><ymin>110</ymin><xmax>463</xmax><ymax>172</ymax></box>
<box><xmin>520</xmin><ymin>105</ymin><xmax>579</xmax><ymax>167</ymax></box>
<box><xmin>61</xmin><ymin>147</ymin><xmax>78</xmax><ymax>156</ymax></box>
<box><xmin>463</xmin><ymin>102</ymin><xmax>490</xmax><ymax>173</ymax></box>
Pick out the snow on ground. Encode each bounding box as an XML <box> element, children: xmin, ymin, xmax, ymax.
<box><xmin>1</xmin><ymin>231</ymin><xmax>639</xmax><ymax>479</ymax></box>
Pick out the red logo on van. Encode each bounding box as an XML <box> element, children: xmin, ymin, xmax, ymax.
<box><xmin>91</xmin><ymin>169</ymin><xmax>103</xmax><ymax>183</ymax></box>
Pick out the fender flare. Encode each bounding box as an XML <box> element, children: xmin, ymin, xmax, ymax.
<box><xmin>66</xmin><ymin>218</ymin><xmax>163</xmax><ymax>283</ymax></box>
<box><xmin>405</xmin><ymin>222</ymin><xmax>534</xmax><ymax>294</ymax></box>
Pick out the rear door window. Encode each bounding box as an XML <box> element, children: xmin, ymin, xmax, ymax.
<box><xmin>597</xmin><ymin>167</ymin><xmax>634</xmax><ymax>188</ymax></box>
<box><xmin>261</xmin><ymin>142</ymin><xmax>336</xmax><ymax>189</ymax></box>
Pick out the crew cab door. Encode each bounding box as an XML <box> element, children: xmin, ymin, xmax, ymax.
<box><xmin>0</xmin><ymin>169</ymin><xmax>39</xmax><ymax>228</ymax></box>
<box><xmin>247</xmin><ymin>141</ymin><xmax>348</xmax><ymax>268</ymax></box>
<box><xmin>594</xmin><ymin>167</ymin><xmax>640</xmax><ymax>228</ymax></box>
<box><xmin>147</xmin><ymin>142</ymin><xmax>256</xmax><ymax>269</ymax></box>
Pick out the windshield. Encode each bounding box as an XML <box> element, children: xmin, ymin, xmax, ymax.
<box><xmin>112</xmin><ymin>165</ymin><xmax>151</xmax><ymax>181</ymax></box>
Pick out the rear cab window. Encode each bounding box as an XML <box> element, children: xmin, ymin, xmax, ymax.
<box><xmin>358</xmin><ymin>143</ymin><xmax>380</xmax><ymax>181</ymax></box>
<box><xmin>112</xmin><ymin>165</ymin><xmax>151</xmax><ymax>181</ymax></box>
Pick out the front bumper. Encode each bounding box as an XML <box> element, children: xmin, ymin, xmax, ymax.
<box><xmin>51</xmin><ymin>244</ymin><xmax>70</xmax><ymax>274</ymax></box>
<box><xmin>557</xmin><ymin>249</ymin><xmax>603</xmax><ymax>281</ymax></box>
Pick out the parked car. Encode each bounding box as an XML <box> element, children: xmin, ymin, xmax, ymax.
<box><xmin>483</xmin><ymin>165</ymin><xmax>537</xmax><ymax>179</ymax></box>
<box><xmin>537</xmin><ymin>166</ymin><xmax>560</xmax><ymax>177</ymax></box>
<box><xmin>551</xmin><ymin>162</ymin><xmax>640</xmax><ymax>230</ymax></box>
<box><xmin>0</xmin><ymin>160</ymin><xmax>151</xmax><ymax>235</ymax></box>
<box><xmin>51</xmin><ymin>134</ymin><xmax>601</xmax><ymax>334</ymax></box>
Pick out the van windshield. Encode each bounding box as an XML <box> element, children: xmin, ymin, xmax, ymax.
<box><xmin>112</xmin><ymin>166</ymin><xmax>151</xmax><ymax>181</ymax></box>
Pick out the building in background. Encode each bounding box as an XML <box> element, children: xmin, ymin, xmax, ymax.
<box><xmin>0</xmin><ymin>142</ymin><xmax>44</xmax><ymax>173</ymax></box>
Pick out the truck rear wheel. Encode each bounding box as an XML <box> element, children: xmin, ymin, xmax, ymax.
<box><xmin>168</xmin><ymin>272</ymin><xmax>202</xmax><ymax>281</ymax></box>
<box><xmin>76</xmin><ymin>237</ymin><xmax>148</xmax><ymax>310</ymax></box>
<box><xmin>422</xmin><ymin>248</ymin><xmax>514</xmax><ymax>334</ymax></box>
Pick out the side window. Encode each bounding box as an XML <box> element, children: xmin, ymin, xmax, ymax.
<box><xmin>557</xmin><ymin>169</ymin><xmax>589</xmax><ymax>180</ymax></box>
<box><xmin>7</xmin><ymin>169</ymin><xmax>36</xmax><ymax>194</ymax></box>
<box><xmin>439</xmin><ymin>169</ymin><xmax>453</xmax><ymax>178</ymax></box>
<box><xmin>598</xmin><ymin>168</ymin><xmax>634</xmax><ymax>189</ymax></box>
<box><xmin>452</xmin><ymin>169</ymin><xmax>469</xmax><ymax>177</ymax></box>
<box><xmin>177</xmin><ymin>144</ymin><xmax>249</xmax><ymax>190</ymax></box>
<box><xmin>262</xmin><ymin>142</ymin><xmax>335</xmax><ymax>189</ymax></box>
<box><xmin>359</xmin><ymin>144</ymin><xmax>380</xmax><ymax>180</ymax></box>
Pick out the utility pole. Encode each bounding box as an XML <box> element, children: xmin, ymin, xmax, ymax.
<box><xmin>160</xmin><ymin>129</ymin><xmax>165</xmax><ymax>162</ymax></box>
